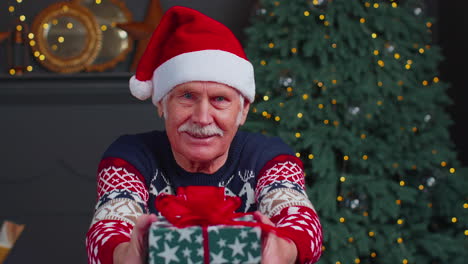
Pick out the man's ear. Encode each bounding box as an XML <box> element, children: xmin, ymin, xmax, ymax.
<box><xmin>239</xmin><ymin>100</ymin><xmax>250</xmax><ymax>126</ymax></box>
<box><xmin>156</xmin><ymin>101</ymin><xmax>164</xmax><ymax>118</ymax></box>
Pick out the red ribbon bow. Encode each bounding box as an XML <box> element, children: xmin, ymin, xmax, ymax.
<box><xmin>156</xmin><ymin>186</ymin><xmax>247</xmax><ymax>227</ymax></box>
<box><xmin>155</xmin><ymin>186</ymin><xmax>282</xmax><ymax>263</ymax></box>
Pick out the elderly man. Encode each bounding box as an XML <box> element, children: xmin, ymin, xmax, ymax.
<box><xmin>86</xmin><ymin>6</ymin><xmax>322</xmax><ymax>264</ymax></box>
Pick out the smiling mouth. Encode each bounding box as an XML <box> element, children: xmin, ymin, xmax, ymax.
<box><xmin>185</xmin><ymin>132</ymin><xmax>216</xmax><ymax>139</ymax></box>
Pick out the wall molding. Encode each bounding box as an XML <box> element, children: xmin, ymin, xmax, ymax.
<box><xmin>0</xmin><ymin>72</ymin><xmax>147</xmax><ymax>104</ymax></box>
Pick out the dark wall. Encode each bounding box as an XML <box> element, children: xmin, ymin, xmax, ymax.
<box><xmin>1</xmin><ymin>98</ymin><xmax>162</xmax><ymax>263</ymax></box>
<box><xmin>438</xmin><ymin>1</ymin><xmax>468</xmax><ymax>166</ymax></box>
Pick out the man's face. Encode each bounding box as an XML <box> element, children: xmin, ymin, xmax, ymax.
<box><xmin>159</xmin><ymin>81</ymin><xmax>250</xmax><ymax>170</ymax></box>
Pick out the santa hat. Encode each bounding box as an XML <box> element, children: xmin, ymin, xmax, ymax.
<box><xmin>129</xmin><ymin>6</ymin><xmax>255</xmax><ymax>105</ymax></box>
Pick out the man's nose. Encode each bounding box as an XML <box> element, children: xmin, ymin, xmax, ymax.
<box><xmin>192</xmin><ymin>99</ymin><xmax>213</xmax><ymax>126</ymax></box>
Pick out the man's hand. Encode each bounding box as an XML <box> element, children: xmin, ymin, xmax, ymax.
<box><xmin>254</xmin><ymin>211</ymin><xmax>298</xmax><ymax>264</ymax></box>
<box><xmin>113</xmin><ymin>214</ymin><xmax>158</xmax><ymax>264</ymax></box>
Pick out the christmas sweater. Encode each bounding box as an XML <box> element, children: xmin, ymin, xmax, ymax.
<box><xmin>86</xmin><ymin>130</ymin><xmax>322</xmax><ymax>263</ymax></box>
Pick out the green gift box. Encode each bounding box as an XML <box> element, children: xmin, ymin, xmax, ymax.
<box><xmin>148</xmin><ymin>216</ymin><xmax>261</xmax><ymax>264</ymax></box>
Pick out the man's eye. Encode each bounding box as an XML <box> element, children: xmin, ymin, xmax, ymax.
<box><xmin>215</xmin><ymin>96</ymin><xmax>225</xmax><ymax>102</ymax></box>
<box><xmin>183</xmin><ymin>93</ymin><xmax>192</xmax><ymax>99</ymax></box>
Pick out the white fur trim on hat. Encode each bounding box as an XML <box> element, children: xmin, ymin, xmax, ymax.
<box><xmin>151</xmin><ymin>49</ymin><xmax>255</xmax><ymax>105</ymax></box>
<box><xmin>129</xmin><ymin>75</ymin><xmax>153</xmax><ymax>100</ymax></box>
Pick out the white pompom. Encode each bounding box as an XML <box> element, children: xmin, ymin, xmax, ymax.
<box><xmin>129</xmin><ymin>75</ymin><xmax>153</xmax><ymax>100</ymax></box>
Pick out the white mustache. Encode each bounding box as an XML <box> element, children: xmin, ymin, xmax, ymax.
<box><xmin>178</xmin><ymin>122</ymin><xmax>224</xmax><ymax>137</ymax></box>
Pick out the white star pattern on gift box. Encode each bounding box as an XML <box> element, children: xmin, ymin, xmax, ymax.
<box><xmin>228</xmin><ymin>238</ymin><xmax>246</xmax><ymax>257</ymax></box>
<box><xmin>239</xmin><ymin>230</ymin><xmax>248</xmax><ymax>239</ymax></box>
<box><xmin>246</xmin><ymin>252</ymin><xmax>261</xmax><ymax>263</ymax></box>
<box><xmin>197</xmin><ymin>246</ymin><xmax>204</xmax><ymax>257</ymax></box>
<box><xmin>196</xmin><ymin>235</ymin><xmax>203</xmax><ymax>244</ymax></box>
<box><xmin>217</xmin><ymin>238</ymin><xmax>227</xmax><ymax>248</ymax></box>
<box><xmin>182</xmin><ymin>247</ymin><xmax>191</xmax><ymax>257</ymax></box>
<box><xmin>165</xmin><ymin>231</ymin><xmax>174</xmax><ymax>242</ymax></box>
<box><xmin>251</xmin><ymin>240</ymin><xmax>260</xmax><ymax>250</ymax></box>
<box><xmin>178</xmin><ymin>228</ymin><xmax>196</xmax><ymax>242</ymax></box>
<box><xmin>157</xmin><ymin>243</ymin><xmax>180</xmax><ymax>264</ymax></box>
<box><xmin>150</xmin><ymin>235</ymin><xmax>162</xmax><ymax>249</ymax></box>
<box><xmin>211</xmin><ymin>249</ymin><xmax>228</xmax><ymax>264</ymax></box>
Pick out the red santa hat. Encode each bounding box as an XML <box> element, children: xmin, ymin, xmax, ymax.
<box><xmin>129</xmin><ymin>6</ymin><xmax>255</xmax><ymax>105</ymax></box>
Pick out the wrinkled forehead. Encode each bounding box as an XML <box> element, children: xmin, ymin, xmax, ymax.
<box><xmin>169</xmin><ymin>81</ymin><xmax>242</xmax><ymax>96</ymax></box>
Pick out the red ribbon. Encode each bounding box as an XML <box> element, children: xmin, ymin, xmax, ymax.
<box><xmin>155</xmin><ymin>186</ymin><xmax>283</xmax><ymax>264</ymax></box>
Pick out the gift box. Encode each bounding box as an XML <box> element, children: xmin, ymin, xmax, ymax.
<box><xmin>148</xmin><ymin>186</ymin><xmax>265</xmax><ymax>264</ymax></box>
<box><xmin>149</xmin><ymin>216</ymin><xmax>261</xmax><ymax>264</ymax></box>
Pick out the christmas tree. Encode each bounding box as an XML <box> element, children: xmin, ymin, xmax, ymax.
<box><xmin>243</xmin><ymin>0</ymin><xmax>467</xmax><ymax>263</ymax></box>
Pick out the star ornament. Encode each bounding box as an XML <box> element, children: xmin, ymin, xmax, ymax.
<box><xmin>115</xmin><ymin>0</ymin><xmax>163</xmax><ymax>71</ymax></box>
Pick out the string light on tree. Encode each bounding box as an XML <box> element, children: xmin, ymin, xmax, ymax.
<box><xmin>308</xmin><ymin>0</ymin><xmax>329</xmax><ymax>10</ymax></box>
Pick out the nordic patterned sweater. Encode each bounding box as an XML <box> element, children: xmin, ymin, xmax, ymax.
<box><xmin>86</xmin><ymin>130</ymin><xmax>322</xmax><ymax>263</ymax></box>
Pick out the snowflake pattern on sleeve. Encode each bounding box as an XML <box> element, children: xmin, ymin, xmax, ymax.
<box><xmin>255</xmin><ymin>155</ymin><xmax>322</xmax><ymax>263</ymax></box>
<box><xmin>86</xmin><ymin>157</ymin><xmax>150</xmax><ymax>264</ymax></box>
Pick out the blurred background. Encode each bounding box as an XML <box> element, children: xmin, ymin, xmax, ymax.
<box><xmin>0</xmin><ymin>0</ymin><xmax>466</xmax><ymax>263</ymax></box>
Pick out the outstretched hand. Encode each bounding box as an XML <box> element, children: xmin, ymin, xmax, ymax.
<box><xmin>254</xmin><ymin>211</ymin><xmax>298</xmax><ymax>264</ymax></box>
<box><xmin>113</xmin><ymin>214</ymin><xmax>158</xmax><ymax>264</ymax></box>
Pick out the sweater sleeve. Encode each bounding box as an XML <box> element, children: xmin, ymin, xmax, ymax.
<box><xmin>86</xmin><ymin>157</ymin><xmax>149</xmax><ymax>264</ymax></box>
<box><xmin>255</xmin><ymin>155</ymin><xmax>323</xmax><ymax>264</ymax></box>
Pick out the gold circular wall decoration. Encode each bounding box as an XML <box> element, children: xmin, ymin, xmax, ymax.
<box><xmin>73</xmin><ymin>0</ymin><xmax>133</xmax><ymax>72</ymax></box>
<box><xmin>31</xmin><ymin>2</ymin><xmax>102</xmax><ymax>73</ymax></box>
